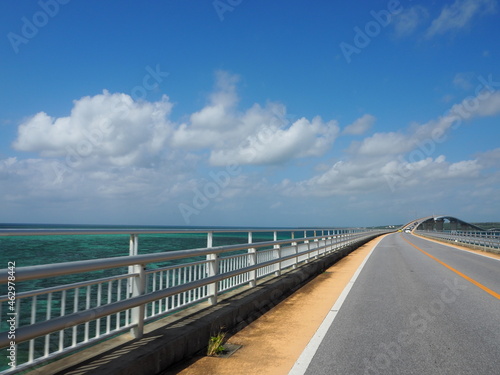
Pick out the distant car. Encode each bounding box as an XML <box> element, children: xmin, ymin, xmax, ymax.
<box><xmin>405</xmin><ymin>229</ymin><xmax>411</xmax><ymax>233</ymax></box>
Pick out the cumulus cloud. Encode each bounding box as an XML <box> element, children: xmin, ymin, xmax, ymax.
<box><xmin>349</xmin><ymin>132</ymin><xmax>411</xmax><ymax>156</ymax></box>
<box><xmin>376</xmin><ymin>85</ymin><xmax>500</xmax><ymax>156</ymax></box>
<box><xmin>209</xmin><ymin>115</ymin><xmax>340</xmax><ymax>166</ymax></box>
<box><xmin>343</xmin><ymin>114</ymin><xmax>375</xmax><ymax>135</ymax></box>
<box><xmin>188</xmin><ymin>71</ymin><xmax>239</xmax><ymax>130</ymax></box>
<box><xmin>449</xmin><ymin>89</ymin><xmax>500</xmax><ymax>118</ymax></box>
<box><xmin>283</xmin><ymin>152</ymin><xmax>483</xmax><ymax>198</ymax></box>
<box><xmin>2</xmin><ymin>70</ymin><xmax>348</xmax><ymax>225</ymax></box>
<box><xmin>426</xmin><ymin>0</ymin><xmax>497</xmax><ymax>37</ymax></box>
<box><xmin>283</xmin><ymin>87</ymin><xmax>500</xmax><ymax>198</ymax></box>
<box><xmin>476</xmin><ymin>148</ymin><xmax>500</xmax><ymax>168</ymax></box>
<box><xmin>12</xmin><ymin>71</ymin><xmax>343</xmax><ymax>172</ymax></box>
<box><xmin>13</xmin><ymin>91</ymin><xmax>174</xmax><ymax>168</ymax></box>
<box><xmin>172</xmin><ymin>72</ymin><xmax>340</xmax><ymax>166</ymax></box>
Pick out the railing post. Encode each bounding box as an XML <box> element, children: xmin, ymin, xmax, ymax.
<box><xmin>206</xmin><ymin>231</ymin><xmax>218</xmax><ymax>305</ymax></box>
<box><xmin>248</xmin><ymin>231</ymin><xmax>257</xmax><ymax>287</ymax></box>
<box><xmin>128</xmin><ymin>232</ymin><xmax>145</xmax><ymax>339</ymax></box>
<box><xmin>274</xmin><ymin>231</ymin><xmax>281</xmax><ymax>276</ymax></box>
<box><xmin>329</xmin><ymin>230</ymin><xmax>334</xmax><ymax>252</ymax></box>
<box><xmin>128</xmin><ymin>234</ymin><xmax>139</xmax><ymax>295</ymax></box>
<box><xmin>293</xmin><ymin>232</ymin><xmax>298</xmax><ymax>269</ymax></box>
<box><xmin>130</xmin><ymin>264</ymin><xmax>146</xmax><ymax>339</ymax></box>
<box><xmin>314</xmin><ymin>237</ymin><xmax>319</xmax><ymax>259</ymax></box>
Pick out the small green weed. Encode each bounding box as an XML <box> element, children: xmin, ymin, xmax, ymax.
<box><xmin>207</xmin><ymin>331</ymin><xmax>226</xmax><ymax>356</ymax></box>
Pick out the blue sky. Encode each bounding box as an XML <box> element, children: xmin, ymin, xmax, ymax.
<box><xmin>1</xmin><ymin>0</ymin><xmax>499</xmax><ymax>227</ymax></box>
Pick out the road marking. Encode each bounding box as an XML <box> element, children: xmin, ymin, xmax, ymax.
<box><xmin>402</xmin><ymin>235</ymin><xmax>500</xmax><ymax>300</ymax></box>
<box><xmin>288</xmin><ymin>235</ymin><xmax>386</xmax><ymax>375</ymax></box>
<box><xmin>412</xmin><ymin>233</ymin><xmax>500</xmax><ymax>262</ymax></box>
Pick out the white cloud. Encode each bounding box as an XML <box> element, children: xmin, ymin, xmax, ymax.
<box><xmin>449</xmin><ymin>89</ymin><xmax>500</xmax><ymax>117</ymax></box>
<box><xmin>172</xmin><ymin>72</ymin><xmax>340</xmax><ymax>166</ymax></box>
<box><xmin>209</xmin><ymin>115</ymin><xmax>339</xmax><ymax>166</ymax></box>
<box><xmin>426</xmin><ymin>0</ymin><xmax>497</xmax><ymax>37</ymax></box>
<box><xmin>0</xmin><ymin>154</ymin><xmax>197</xmax><ymax>225</ymax></box>
<box><xmin>2</xmin><ymin>71</ymin><xmax>346</xmax><ymax>225</ymax></box>
<box><xmin>476</xmin><ymin>147</ymin><xmax>500</xmax><ymax>168</ymax></box>
<box><xmin>282</xmin><ymin>152</ymin><xmax>484</xmax><ymax>199</ymax></box>
<box><xmin>282</xmin><ymin>87</ymin><xmax>500</xmax><ymax>199</ymax></box>
<box><xmin>349</xmin><ymin>132</ymin><xmax>411</xmax><ymax>156</ymax></box>
<box><xmin>12</xmin><ymin>71</ymin><xmax>343</xmax><ymax>172</ymax></box>
<box><xmin>188</xmin><ymin>71</ymin><xmax>239</xmax><ymax>130</ymax></box>
<box><xmin>13</xmin><ymin>91</ymin><xmax>174</xmax><ymax>168</ymax></box>
<box><xmin>343</xmin><ymin>114</ymin><xmax>375</xmax><ymax>135</ymax></box>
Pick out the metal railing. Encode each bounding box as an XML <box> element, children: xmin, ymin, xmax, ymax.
<box><xmin>416</xmin><ymin>230</ymin><xmax>500</xmax><ymax>251</ymax></box>
<box><xmin>0</xmin><ymin>227</ymin><xmax>386</xmax><ymax>373</ymax></box>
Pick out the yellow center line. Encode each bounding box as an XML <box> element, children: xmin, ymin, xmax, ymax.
<box><xmin>401</xmin><ymin>235</ymin><xmax>500</xmax><ymax>300</ymax></box>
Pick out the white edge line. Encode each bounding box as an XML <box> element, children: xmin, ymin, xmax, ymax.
<box><xmin>288</xmin><ymin>235</ymin><xmax>386</xmax><ymax>375</ymax></box>
<box><xmin>412</xmin><ymin>234</ymin><xmax>500</xmax><ymax>262</ymax></box>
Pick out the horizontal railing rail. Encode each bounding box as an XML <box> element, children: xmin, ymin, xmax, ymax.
<box><xmin>415</xmin><ymin>230</ymin><xmax>500</xmax><ymax>250</ymax></box>
<box><xmin>0</xmin><ymin>227</ymin><xmax>387</xmax><ymax>373</ymax></box>
<box><xmin>0</xmin><ymin>227</ymin><xmax>360</xmax><ymax>237</ymax></box>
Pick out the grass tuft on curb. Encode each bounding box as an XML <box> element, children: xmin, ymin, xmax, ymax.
<box><xmin>207</xmin><ymin>331</ymin><xmax>227</xmax><ymax>356</ymax></box>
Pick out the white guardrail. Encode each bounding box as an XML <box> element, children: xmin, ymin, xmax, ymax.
<box><xmin>0</xmin><ymin>228</ymin><xmax>387</xmax><ymax>373</ymax></box>
<box><xmin>416</xmin><ymin>230</ymin><xmax>500</xmax><ymax>251</ymax></box>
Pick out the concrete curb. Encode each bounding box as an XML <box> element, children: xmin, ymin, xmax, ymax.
<box><xmin>47</xmin><ymin>235</ymin><xmax>381</xmax><ymax>375</ymax></box>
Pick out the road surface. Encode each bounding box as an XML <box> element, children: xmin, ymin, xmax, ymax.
<box><xmin>293</xmin><ymin>233</ymin><xmax>500</xmax><ymax>375</ymax></box>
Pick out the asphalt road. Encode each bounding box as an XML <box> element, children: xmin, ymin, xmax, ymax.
<box><xmin>298</xmin><ymin>233</ymin><xmax>500</xmax><ymax>375</ymax></box>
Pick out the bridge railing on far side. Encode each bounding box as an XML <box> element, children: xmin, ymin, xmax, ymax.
<box><xmin>415</xmin><ymin>230</ymin><xmax>500</xmax><ymax>252</ymax></box>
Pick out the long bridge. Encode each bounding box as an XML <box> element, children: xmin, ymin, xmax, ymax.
<box><xmin>0</xmin><ymin>218</ymin><xmax>499</xmax><ymax>374</ymax></box>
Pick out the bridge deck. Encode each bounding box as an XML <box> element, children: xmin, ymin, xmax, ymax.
<box><xmin>170</xmin><ymin>234</ymin><xmax>500</xmax><ymax>375</ymax></box>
